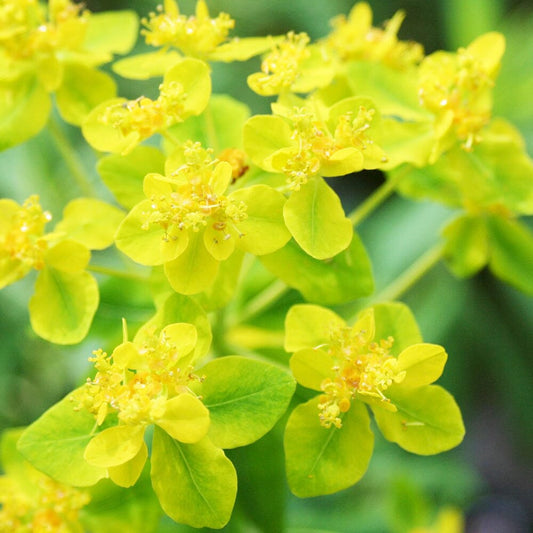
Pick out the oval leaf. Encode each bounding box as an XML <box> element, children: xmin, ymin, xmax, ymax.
<box><xmin>197</xmin><ymin>356</ymin><xmax>296</xmax><ymax>449</ymax></box>
<box><xmin>151</xmin><ymin>428</ymin><xmax>237</xmax><ymax>529</ymax></box>
<box><xmin>284</xmin><ymin>396</ymin><xmax>374</xmax><ymax>497</ymax></box>
<box><xmin>283</xmin><ymin>177</ymin><xmax>352</xmax><ymax>259</ymax></box>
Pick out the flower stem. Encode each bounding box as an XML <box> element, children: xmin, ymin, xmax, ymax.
<box><xmin>47</xmin><ymin>115</ymin><xmax>97</xmax><ymax>197</ymax></box>
<box><xmin>372</xmin><ymin>242</ymin><xmax>444</xmax><ymax>303</ymax></box>
<box><xmin>348</xmin><ymin>167</ymin><xmax>408</xmax><ymax>227</ymax></box>
<box><xmin>86</xmin><ymin>264</ymin><xmax>149</xmax><ymax>283</ymax></box>
<box><xmin>236</xmin><ymin>279</ymin><xmax>290</xmax><ymax>325</ymax></box>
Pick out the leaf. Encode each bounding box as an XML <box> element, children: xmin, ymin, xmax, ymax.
<box><xmin>0</xmin><ymin>75</ymin><xmax>50</xmax><ymax>150</ymax></box>
<box><xmin>115</xmin><ymin>200</ymin><xmax>166</xmax><ymax>266</ymax></box>
<box><xmin>261</xmin><ymin>231</ymin><xmax>374</xmax><ymax>305</ymax></box>
<box><xmin>29</xmin><ymin>267</ymin><xmax>99</xmax><ymax>344</ymax></box>
<box><xmin>84</xmin><ymin>425</ymin><xmax>145</xmax><ymax>468</ymax></box>
<box><xmin>55</xmin><ymin>198</ymin><xmax>124</xmax><ymax>250</ymax></box>
<box><xmin>112</xmin><ymin>50</ymin><xmax>182</xmax><ymax>80</ymax></box>
<box><xmin>284</xmin><ymin>303</ymin><xmax>344</xmax><ymax>352</ymax></box>
<box><xmin>167</xmin><ymin>94</ymin><xmax>250</xmax><ymax>152</ymax></box>
<box><xmin>209</xmin><ymin>36</ymin><xmax>283</xmax><ymax>62</ymax></box>
<box><xmin>55</xmin><ymin>64</ymin><xmax>117</xmax><ymax>126</ymax></box>
<box><xmin>84</xmin><ymin>11</ymin><xmax>139</xmax><ymax>56</ymax></box>
<box><xmin>397</xmin><ymin>344</ymin><xmax>448</xmax><ymax>388</ymax></box>
<box><xmin>283</xmin><ymin>177</ymin><xmax>352</xmax><ymax>259</ymax></box>
<box><xmin>108</xmin><ymin>442</ymin><xmax>148</xmax><ymax>488</ymax></box>
<box><xmin>197</xmin><ymin>356</ymin><xmax>295</xmax><ymax>449</ymax></box>
<box><xmin>243</xmin><ymin>115</ymin><xmax>294</xmax><ymax>171</ymax></box>
<box><xmin>371</xmin><ymin>302</ymin><xmax>423</xmax><ymax>356</ymax></box>
<box><xmin>487</xmin><ymin>215</ymin><xmax>533</xmax><ymax>295</ymax></box>
<box><xmin>290</xmin><ymin>348</ymin><xmax>333</xmax><ymax>391</ymax></box>
<box><xmin>442</xmin><ymin>214</ymin><xmax>489</xmax><ymax>277</ymax></box>
<box><xmin>284</xmin><ymin>396</ymin><xmax>374</xmax><ymax>497</ymax></box>
<box><xmin>97</xmin><ymin>147</ymin><xmax>165</xmax><ymax>210</ymax></box>
<box><xmin>17</xmin><ymin>391</ymin><xmax>107</xmax><ymax>486</ymax></box>
<box><xmin>230</xmin><ymin>185</ymin><xmax>290</xmax><ymax>255</ymax></box>
<box><xmin>44</xmin><ymin>240</ymin><xmax>90</xmax><ymax>273</ymax></box>
<box><xmin>372</xmin><ymin>385</ymin><xmax>465</xmax><ymax>455</ymax></box>
<box><xmin>163</xmin><ymin>231</ymin><xmax>220</xmax><ymax>294</ymax></box>
<box><xmin>151</xmin><ymin>428</ymin><xmax>237</xmax><ymax>529</ymax></box>
<box><xmin>135</xmin><ymin>292</ymin><xmax>212</xmax><ymax>362</ymax></box>
<box><xmin>156</xmin><ymin>394</ymin><xmax>210</xmax><ymax>444</ymax></box>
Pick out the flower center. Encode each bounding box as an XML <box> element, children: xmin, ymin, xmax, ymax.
<box><xmin>318</xmin><ymin>325</ymin><xmax>404</xmax><ymax>428</ymax></box>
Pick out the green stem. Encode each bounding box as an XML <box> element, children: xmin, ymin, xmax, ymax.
<box><xmin>47</xmin><ymin>116</ymin><xmax>96</xmax><ymax>197</ymax></box>
<box><xmin>372</xmin><ymin>242</ymin><xmax>444</xmax><ymax>304</ymax></box>
<box><xmin>348</xmin><ymin>167</ymin><xmax>408</xmax><ymax>227</ymax></box>
<box><xmin>160</xmin><ymin>128</ymin><xmax>182</xmax><ymax>147</ymax></box>
<box><xmin>235</xmin><ymin>279</ymin><xmax>289</xmax><ymax>325</ymax></box>
<box><xmin>86</xmin><ymin>264</ymin><xmax>149</xmax><ymax>282</ymax></box>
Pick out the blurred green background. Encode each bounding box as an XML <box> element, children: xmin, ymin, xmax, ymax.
<box><xmin>1</xmin><ymin>0</ymin><xmax>532</xmax><ymax>531</ymax></box>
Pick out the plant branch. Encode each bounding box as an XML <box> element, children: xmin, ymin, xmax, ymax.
<box><xmin>348</xmin><ymin>167</ymin><xmax>408</xmax><ymax>227</ymax></box>
<box><xmin>47</xmin><ymin>115</ymin><xmax>97</xmax><ymax>197</ymax></box>
<box><xmin>86</xmin><ymin>264</ymin><xmax>149</xmax><ymax>282</ymax></box>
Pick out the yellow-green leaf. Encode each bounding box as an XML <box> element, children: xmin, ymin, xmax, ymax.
<box><xmin>397</xmin><ymin>344</ymin><xmax>448</xmax><ymax>388</ymax></box>
<box><xmin>44</xmin><ymin>240</ymin><xmax>90</xmax><ymax>273</ymax></box>
<box><xmin>108</xmin><ymin>441</ymin><xmax>148</xmax><ymax>488</ymax></box>
<box><xmin>290</xmin><ymin>348</ymin><xmax>333</xmax><ymax>391</ymax></box>
<box><xmin>112</xmin><ymin>50</ymin><xmax>182</xmax><ymax>80</ymax></box>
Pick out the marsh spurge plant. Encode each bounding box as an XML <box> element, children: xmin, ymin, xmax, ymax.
<box><xmin>1</xmin><ymin>0</ymin><xmax>532</xmax><ymax>530</ymax></box>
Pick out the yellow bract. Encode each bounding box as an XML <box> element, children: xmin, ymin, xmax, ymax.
<box><xmin>326</xmin><ymin>2</ymin><xmax>423</xmax><ymax>69</ymax></box>
<box><xmin>142</xmin><ymin>0</ymin><xmax>234</xmax><ymax>59</ymax></box>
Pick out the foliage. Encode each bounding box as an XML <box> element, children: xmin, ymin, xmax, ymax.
<box><xmin>0</xmin><ymin>0</ymin><xmax>531</xmax><ymax>530</ymax></box>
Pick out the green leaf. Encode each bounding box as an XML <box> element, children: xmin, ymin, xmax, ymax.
<box><xmin>371</xmin><ymin>302</ymin><xmax>423</xmax><ymax>356</ymax></box>
<box><xmin>55</xmin><ymin>64</ymin><xmax>117</xmax><ymax>126</ymax></box>
<box><xmin>487</xmin><ymin>215</ymin><xmax>533</xmax><ymax>295</ymax></box>
<box><xmin>230</xmin><ymin>185</ymin><xmax>290</xmax><ymax>255</ymax></box>
<box><xmin>112</xmin><ymin>50</ymin><xmax>182</xmax><ymax>80</ymax></box>
<box><xmin>442</xmin><ymin>214</ymin><xmax>489</xmax><ymax>277</ymax></box>
<box><xmin>283</xmin><ymin>177</ymin><xmax>352</xmax><ymax>259</ymax></box>
<box><xmin>284</xmin><ymin>396</ymin><xmax>374</xmax><ymax>497</ymax></box>
<box><xmin>151</xmin><ymin>428</ymin><xmax>237</xmax><ymax>529</ymax></box>
<box><xmin>55</xmin><ymin>198</ymin><xmax>124</xmax><ymax>250</ymax></box>
<box><xmin>29</xmin><ymin>267</ymin><xmax>99</xmax><ymax>344</ymax></box>
<box><xmin>167</xmin><ymin>94</ymin><xmax>250</xmax><ymax>152</ymax></box>
<box><xmin>243</xmin><ymin>115</ymin><xmax>293</xmax><ymax>171</ymax></box>
<box><xmin>0</xmin><ymin>75</ymin><xmax>50</xmax><ymax>150</ymax></box>
<box><xmin>372</xmin><ymin>385</ymin><xmax>465</xmax><ymax>455</ymax></box>
<box><xmin>115</xmin><ymin>200</ymin><xmax>166</xmax><ymax>266</ymax></box>
<box><xmin>163</xmin><ymin>231</ymin><xmax>220</xmax><ymax>295</ymax></box>
<box><xmin>197</xmin><ymin>356</ymin><xmax>295</xmax><ymax>449</ymax></box>
<box><xmin>84</xmin><ymin>11</ymin><xmax>139</xmax><ymax>56</ymax></box>
<box><xmin>209</xmin><ymin>36</ymin><xmax>282</xmax><ymax>62</ymax></box>
<box><xmin>135</xmin><ymin>292</ymin><xmax>212</xmax><ymax>362</ymax></box>
<box><xmin>261</xmin><ymin>231</ymin><xmax>374</xmax><ymax>305</ymax></box>
<box><xmin>17</xmin><ymin>391</ymin><xmax>107</xmax><ymax>486</ymax></box>
<box><xmin>397</xmin><ymin>344</ymin><xmax>448</xmax><ymax>388</ymax></box>
<box><xmin>284</xmin><ymin>303</ymin><xmax>344</xmax><ymax>352</ymax></box>
<box><xmin>98</xmin><ymin>147</ymin><xmax>165</xmax><ymax>210</ymax></box>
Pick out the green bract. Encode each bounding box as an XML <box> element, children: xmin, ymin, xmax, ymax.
<box><xmin>18</xmin><ymin>305</ymin><xmax>295</xmax><ymax>529</ymax></box>
<box><xmin>283</xmin><ymin>302</ymin><xmax>464</xmax><ymax>497</ymax></box>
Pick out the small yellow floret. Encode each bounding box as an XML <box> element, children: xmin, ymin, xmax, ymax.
<box><xmin>318</xmin><ymin>324</ymin><xmax>404</xmax><ymax>428</ymax></box>
<box><xmin>248</xmin><ymin>32</ymin><xmax>311</xmax><ymax>96</ymax></box>
<box><xmin>142</xmin><ymin>0</ymin><xmax>234</xmax><ymax>58</ymax></box>
<box><xmin>0</xmin><ymin>474</ymin><xmax>89</xmax><ymax>532</ymax></box>
<box><xmin>1</xmin><ymin>195</ymin><xmax>51</xmax><ymax>273</ymax></box>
